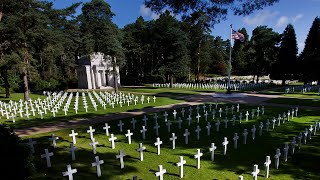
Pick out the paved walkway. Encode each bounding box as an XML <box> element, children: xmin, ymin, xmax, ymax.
<box><xmin>15</xmin><ymin>92</ymin><xmax>320</xmax><ymax>137</ymax></box>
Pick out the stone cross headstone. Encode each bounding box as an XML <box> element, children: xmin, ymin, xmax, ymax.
<box><xmin>87</xmin><ymin>126</ymin><xmax>96</xmax><ymax>140</ymax></box>
<box><xmin>274</xmin><ymin>148</ymin><xmax>281</xmax><ymax>169</ymax></box>
<box><xmin>116</xmin><ymin>150</ymin><xmax>126</xmax><ymax>169</ymax></box>
<box><xmin>243</xmin><ymin>129</ymin><xmax>248</xmax><ymax>144</ymax></box>
<box><xmin>232</xmin><ymin>115</ymin><xmax>236</xmax><ymax>126</ymax></box>
<box><xmin>215</xmin><ymin>120</ymin><xmax>220</xmax><ymax>132</ymax></box>
<box><xmin>251</xmin><ymin>164</ymin><xmax>260</xmax><ymax>180</ymax></box>
<box><xmin>298</xmin><ymin>132</ymin><xmax>302</xmax><ymax>149</ymax></box>
<box><xmin>176</xmin><ymin>156</ymin><xmax>186</xmax><ymax>178</ymax></box>
<box><xmin>155</xmin><ymin>165</ymin><xmax>166</xmax><ymax>180</ymax></box>
<box><xmin>140</xmin><ymin>126</ymin><xmax>147</xmax><ymax>140</ymax></box>
<box><xmin>136</xmin><ymin>143</ymin><xmax>146</xmax><ymax>161</ymax></box>
<box><xmin>195</xmin><ymin>125</ymin><xmax>201</xmax><ymax>140</ymax></box>
<box><xmin>266</xmin><ymin>120</ymin><xmax>270</xmax><ymax>132</ymax></box>
<box><xmin>212</xmin><ymin>109</ymin><xmax>216</xmax><ymax>119</ymax></box>
<box><xmin>272</xmin><ymin>117</ymin><xmax>276</xmax><ymax>129</ymax></box>
<box><xmin>108</xmin><ymin>134</ymin><xmax>117</xmax><ymax>149</ymax></box>
<box><xmin>206</xmin><ymin>122</ymin><xmax>211</xmax><ymax>136</ymax></box>
<box><xmin>69</xmin><ymin>130</ymin><xmax>78</xmax><ymax>145</ymax></box>
<box><xmin>264</xmin><ymin>156</ymin><xmax>271</xmax><ymax>178</ymax></box>
<box><xmin>181</xmin><ymin>108</ymin><xmax>185</xmax><ymax>118</ymax></box>
<box><xmin>219</xmin><ymin>108</ymin><xmax>222</xmax><ymax>117</ymax></box>
<box><xmin>117</xmin><ymin>120</ymin><xmax>124</xmax><ymax>133</ymax></box>
<box><xmin>177</xmin><ymin>117</ymin><xmax>182</xmax><ymax>129</ymax></box>
<box><xmin>154</xmin><ymin>137</ymin><xmax>163</xmax><ymax>155</ymax></box>
<box><xmin>130</xmin><ymin>118</ymin><xmax>137</xmax><ymax>130</ymax></box>
<box><xmin>224</xmin><ymin>117</ymin><xmax>228</xmax><ymax>128</ymax></box>
<box><xmin>259</xmin><ymin>122</ymin><xmax>263</xmax><ymax>136</ymax></box>
<box><xmin>256</xmin><ymin>107</ymin><xmax>260</xmax><ymax>117</ymax></box>
<box><xmin>27</xmin><ymin>138</ymin><xmax>37</xmax><ymax>154</ymax></box>
<box><xmin>41</xmin><ymin>149</ymin><xmax>54</xmax><ymax>168</ymax></box>
<box><xmin>304</xmin><ymin>128</ymin><xmax>308</xmax><ymax>144</ymax></box>
<box><xmin>92</xmin><ymin>156</ymin><xmax>104</xmax><ymax>177</ymax></box>
<box><xmin>169</xmin><ymin>133</ymin><xmax>177</xmax><ymax>149</ymax></box>
<box><xmin>245</xmin><ymin>111</ymin><xmax>249</xmax><ymax>121</ymax></box>
<box><xmin>68</xmin><ymin>143</ymin><xmax>77</xmax><ymax>161</ymax></box>
<box><xmin>291</xmin><ymin>137</ymin><xmax>296</xmax><ymax>155</ymax></box>
<box><xmin>283</xmin><ymin>143</ymin><xmax>289</xmax><ymax>162</ymax></box>
<box><xmin>166</xmin><ymin>120</ymin><xmax>172</xmax><ymax>133</ymax></box>
<box><xmin>154</xmin><ymin>123</ymin><xmax>160</xmax><ymax>136</ymax></box>
<box><xmin>194</xmin><ymin>149</ymin><xmax>203</xmax><ymax>169</ymax></box>
<box><xmin>125</xmin><ymin>129</ymin><xmax>133</xmax><ymax>144</ymax></box>
<box><xmin>187</xmin><ymin>115</ymin><xmax>191</xmax><ymax>127</ymax></box>
<box><xmin>154</xmin><ymin>113</ymin><xmax>158</xmax><ymax>124</ymax></box>
<box><xmin>173</xmin><ymin>110</ymin><xmax>177</xmax><ymax>119</ymax></box>
<box><xmin>251</xmin><ymin>125</ymin><xmax>256</xmax><ymax>140</ymax></box>
<box><xmin>49</xmin><ymin>134</ymin><xmax>59</xmax><ymax>148</ymax></box>
<box><xmin>237</xmin><ymin>104</ymin><xmax>240</xmax><ymax>113</ymax></box>
<box><xmin>143</xmin><ymin>115</ymin><xmax>148</xmax><ymax>126</ymax></box>
<box><xmin>62</xmin><ymin>165</ymin><xmax>77</xmax><ymax>180</ymax></box>
<box><xmin>233</xmin><ymin>133</ymin><xmax>239</xmax><ymax>149</ymax></box>
<box><xmin>209</xmin><ymin>143</ymin><xmax>217</xmax><ymax>161</ymax></box>
<box><xmin>196</xmin><ymin>113</ymin><xmax>201</xmax><ymax>123</ymax></box>
<box><xmin>183</xmin><ymin>129</ymin><xmax>190</xmax><ymax>144</ymax></box>
<box><xmin>163</xmin><ymin>111</ymin><xmax>168</xmax><ymax>122</ymax></box>
<box><xmin>239</xmin><ymin>113</ymin><xmax>242</xmax><ymax>123</ymax></box>
<box><xmin>90</xmin><ymin>138</ymin><xmax>99</xmax><ymax>154</ymax></box>
<box><xmin>103</xmin><ymin>123</ymin><xmax>111</xmax><ymax>136</ymax></box>
<box><xmin>222</xmin><ymin>137</ymin><xmax>229</xmax><ymax>155</ymax></box>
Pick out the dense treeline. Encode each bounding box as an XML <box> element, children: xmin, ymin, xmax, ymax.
<box><xmin>0</xmin><ymin>0</ymin><xmax>319</xmax><ymax>100</ymax></box>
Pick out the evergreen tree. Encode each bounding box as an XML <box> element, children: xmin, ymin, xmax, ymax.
<box><xmin>300</xmin><ymin>17</ymin><xmax>320</xmax><ymax>83</ymax></box>
<box><xmin>271</xmin><ymin>24</ymin><xmax>298</xmax><ymax>85</ymax></box>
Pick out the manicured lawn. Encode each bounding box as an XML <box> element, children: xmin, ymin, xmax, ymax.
<box><xmin>265</xmin><ymin>98</ymin><xmax>320</xmax><ymax>107</ymax></box>
<box><xmin>0</xmin><ymin>93</ymin><xmax>47</xmax><ymax>102</ymax></box>
<box><xmin>24</xmin><ymin>104</ymin><xmax>320</xmax><ymax>180</ymax></box>
<box><xmin>0</xmin><ymin>92</ymin><xmax>183</xmax><ymax>129</ymax></box>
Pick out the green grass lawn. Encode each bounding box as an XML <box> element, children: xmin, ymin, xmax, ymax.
<box><xmin>265</xmin><ymin>98</ymin><xmax>320</xmax><ymax>107</ymax></box>
<box><xmin>0</xmin><ymin>93</ymin><xmax>47</xmax><ymax>102</ymax></box>
<box><xmin>0</xmin><ymin>92</ymin><xmax>183</xmax><ymax>129</ymax></box>
<box><xmin>24</xmin><ymin>104</ymin><xmax>320</xmax><ymax>180</ymax></box>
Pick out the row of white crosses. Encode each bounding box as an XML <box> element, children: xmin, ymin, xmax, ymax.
<box><xmin>0</xmin><ymin>91</ymin><xmax>157</xmax><ymax>123</ymax></box>
<box><xmin>284</xmin><ymin>85</ymin><xmax>320</xmax><ymax>94</ymax></box>
<box><xmin>152</xmin><ymin>82</ymin><xmax>269</xmax><ymax>91</ymax></box>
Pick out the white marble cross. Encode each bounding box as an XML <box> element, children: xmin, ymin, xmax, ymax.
<box><xmin>143</xmin><ymin>115</ymin><xmax>148</xmax><ymax>126</ymax></box>
<box><xmin>215</xmin><ymin>120</ymin><xmax>220</xmax><ymax>132</ymax></box>
<box><xmin>181</xmin><ymin>108</ymin><xmax>185</xmax><ymax>118</ymax></box>
<box><xmin>259</xmin><ymin>122</ymin><xmax>264</xmax><ymax>136</ymax></box>
<box><xmin>233</xmin><ymin>133</ymin><xmax>239</xmax><ymax>149</ymax></box>
<box><xmin>154</xmin><ymin>113</ymin><xmax>159</xmax><ymax>124</ymax></box>
<box><xmin>68</xmin><ymin>143</ymin><xmax>77</xmax><ymax>161</ymax></box>
<box><xmin>92</xmin><ymin>156</ymin><xmax>104</xmax><ymax>177</ymax></box>
<box><xmin>187</xmin><ymin>115</ymin><xmax>191</xmax><ymax>126</ymax></box>
<box><xmin>219</xmin><ymin>108</ymin><xmax>222</xmax><ymax>117</ymax></box>
<box><xmin>90</xmin><ymin>138</ymin><xmax>99</xmax><ymax>154</ymax></box>
<box><xmin>274</xmin><ymin>148</ymin><xmax>281</xmax><ymax>169</ymax></box>
<box><xmin>177</xmin><ymin>117</ymin><xmax>182</xmax><ymax>129</ymax></box>
<box><xmin>173</xmin><ymin>110</ymin><xmax>177</xmax><ymax>119</ymax></box>
<box><xmin>298</xmin><ymin>132</ymin><xmax>302</xmax><ymax>149</ymax></box>
<box><xmin>49</xmin><ymin>134</ymin><xmax>59</xmax><ymax>148</ymax></box>
<box><xmin>62</xmin><ymin>164</ymin><xmax>77</xmax><ymax>180</ymax></box>
<box><xmin>130</xmin><ymin>118</ymin><xmax>137</xmax><ymax>130</ymax></box>
<box><xmin>264</xmin><ymin>156</ymin><xmax>271</xmax><ymax>178</ymax></box>
<box><xmin>183</xmin><ymin>129</ymin><xmax>190</xmax><ymax>144</ymax></box>
<box><xmin>87</xmin><ymin>126</ymin><xmax>96</xmax><ymax>140</ymax></box>
<box><xmin>206</xmin><ymin>122</ymin><xmax>211</xmax><ymax>136</ymax></box>
<box><xmin>103</xmin><ymin>123</ymin><xmax>111</xmax><ymax>136</ymax></box>
<box><xmin>69</xmin><ymin>130</ymin><xmax>78</xmax><ymax>145</ymax></box>
<box><xmin>291</xmin><ymin>137</ymin><xmax>296</xmax><ymax>155</ymax></box>
<box><xmin>251</xmin><ymin>164</ymin><xmax>260</xmax><ymax>180</ymax></box>
<box><xmin>283</xmin><ymin>143</ymin><xmax>289</xmax><ymax>162</ymax></box>
<box><xmin>169</xmin><ymin>133</ymin><xmax>177</xmax><ymax>149</ymax></box>
<box><xmin>117</xmin><ymin>120</ymin><xmax>124</xmax><ymax>133</ymax></box>
<box><xmin>154</xmin><ymin>137</ymin><xmax>163</xmax><ymax>155</ymax></box>
<box><xmin>239</xmin><ymin>113</ymin><xmax>242</xmax><ymax>123</ymax></box>
<box><xmin>108</xmin><ymin>134</ymin><xmax>117</xmax><ymax>149</ymax></box>
<box><xmin>166</xmin><ymin>120</ymin><xmax>172</xmax><ymax>132</ymax></box>
<box><xmin>196</xmin><ymin>113</ymin><xmax>201</xmax><ymax>123</ymax></box>
<box><xmin>41</xmin><ymin>149</ymin><xmax>54</xmax><ymax>167</ymax></box>
<box><xmin>154</xmin><ymin>123</ymin><xmax>160</xmax><ymax>136</ymax></box>
<box><xmin>176</xmin><ymin>156</ymin><xmax>186</xmax><ymax>178</ymax></box>
<box><xmin>266</xmin><ymin>120</ymin><xmax>270</xmax><ymax>132</ymax></box>
<box><xmin>140</xmin><ymin>126</ymin><xmax>147</xmax><ymax>140</ymax></box>
<box><xmin>116</xmin><ymin>150</ymin><xmax>126</xmax><ymax>169</ymax></box>
<box><xmin>125</xmin><ymin>129</ymin><xmax>133</xmax><ymax>144</ymax></box>
<box><xmin>136</xmin><ymin>143</ymin><xmax>146</xmax><ymax>161</ymax></box>
<box><xmin>209</xmin><ymin>143</ymin><xmax>217</xmax><ymax>161</ymax></box>
<box><xmin>251</xmin><ymin>125</ymin><xmax>256</xmax><ymax>140</ymax></box>
<box><xmin>195</xmin><ymin>125</ymin><xmax>201</xmax><ymax>140</ymax></box>
<box><xmin>27</xmin><ymin>138</ymin><xmax>37</xmax><ymax>154</ymax></box>
<box><xmin>155</xmin><ymin>165</ymin><xmax>166</xmax><ymax>180</ymax></box>
<box><xmin>194</xmin><ymin>149</ymin><xmax>203</xmax><ymax>169</ymax></box>
<box><xmin>245</xmin><ymin>111</ymin><xmax>249</xmax><ymax>121</ymax></box>
<box><xmin>222</xmin><ymin>137</ymin><xmax>229</xmax><ymax>155</ymax></box>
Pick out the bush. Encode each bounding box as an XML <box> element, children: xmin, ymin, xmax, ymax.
<box><xmin>0</xmin><ymin>124</ymin><xmax>35</xmax><ymax>180</ymax></box>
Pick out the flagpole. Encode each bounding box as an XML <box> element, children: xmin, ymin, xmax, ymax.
<box><xmin>227</xmin><ymin>24</ymin><xmax>232</xmax><ymax>94</ymax></box>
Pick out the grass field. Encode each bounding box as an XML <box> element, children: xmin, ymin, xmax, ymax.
<box><xmin>24</xmin><ymin>104</ymin><xmax>320</xmax><ymax>180</ymax></box>
<box><xmin>265</xmin><ymin>98</ymin><xmax>320</xmax><ymax>107</ymax></box>
<box><xmin>0</xmin><ymin>93</ymin><xmax>183</xmax><ymax>129</ymax></box>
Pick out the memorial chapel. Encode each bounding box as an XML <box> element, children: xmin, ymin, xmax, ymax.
<box><xmin>77</xmin><ymin>52</ymin><xmax>120</xmax><ymax>89</ymax></box>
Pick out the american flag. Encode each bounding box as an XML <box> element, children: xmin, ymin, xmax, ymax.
<box><xmin>232</xmin><ymin>30</ymin><xmax>245</xmax><ymax>42</ymax></box>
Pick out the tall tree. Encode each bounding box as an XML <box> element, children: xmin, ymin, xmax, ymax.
<box><xmin>208</xmin><ymin>36</ymin><xmax>230</xmax><ymax>76</ymax></box>
<box><xmin>250</xmin><ymin>26</ymin><xmax>280</xmax><ymax>82</ymax></box>
<box><xmin>270</xmin><ymin>24</ymin><xmax>298</xmax><ymax>85</ymax></box>
<box><xmin>78</xmin><ymin>0</ymin><xmax>125</xmax><ymax>92</ymax></box>
<box><xmin>300</xmin><ymin>17</ymin><xmax>320</xmax><ymax>83</ymax></box>
<box><xmin>231</xmin><ymin>28</ymin><xmax>250</xmax><ymax>75</ymax></box>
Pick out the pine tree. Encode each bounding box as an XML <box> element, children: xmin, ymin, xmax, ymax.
<box><xmin>300</xmin><ymin>17</ymin><xmax>320</xmax><ymax>83</ymax></box>
<box><xmin>271</xmin><ymin>24</ymin><xmax>298</xmax><ymax>85</ymax></box>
